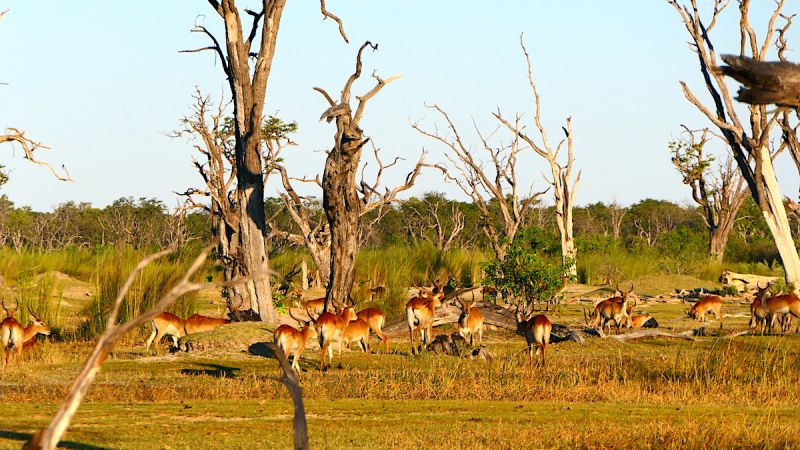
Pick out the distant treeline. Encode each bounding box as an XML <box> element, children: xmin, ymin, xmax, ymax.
<box><xmin>2</xmin><ymin>193</ymin><xmax>793</xmax><ymax>268</ymax></box>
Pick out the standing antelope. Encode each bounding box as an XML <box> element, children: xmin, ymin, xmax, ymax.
<box><xmin>342</xmin><ymin>317</ymin><xmax>371</xmax><ymax>353</ymax></box>
<box><xmin>294</xmin><ymin>297</ymin><xmax>325</xmax><ymax>317</ymax></box>
<box><xmin>274</xmin><ymin>309</ymin><xmax>317</xmax><ymax>373</ymax></box>
<box><xmin>145</xmin><ymin>312</ymin><xmax>231</xmax><ymax>353</ymax></box>
<box><xmin>759</xmin><ymin>285</ymin><xmax>800</xmax><ymax>334</ymax></box>
<box><xmin>1</xmin><ymin>303</ymin><xmax>51</xmax><ymax>369</ymax></box>
<box><xmin>406</xmin><ymin>289</ymin><xmax>444</xmax><ymax>355</ymax></box>
<box><xmin>515</xmin><ymin>306</ymin><xmax>551</xmax><ymax>366</ymax></box>
<box><xmin>356</xmin><ymin>307</ymin><xmax>389</xmax><ymax>352</ymax></box>
<box><xmin>750</xmin><ymin>283</ymin><xmax>770</xmax><ymax>334</ymax></box>
<box><xmin>457</xmin><ymin>300</ymin><xmax>484</xmax><ymax>347</ymax></box>
<box><xmin>687</xmin><ymin>295</ymin><xmax>724</xmax><ymax>328</ymax></box>
<box><xmin>587</xmin><ymin>283</ymin><xmax>635</xmax><ymax>334</ymax></box>
<box><xmin>311</xmin><ymin>304</ymin><xmax>357</xmax><ymax>371</ymax></box>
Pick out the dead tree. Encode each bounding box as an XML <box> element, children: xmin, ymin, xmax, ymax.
<box><xmin>609</xmin><ymin>202</ymin><xmax>627</xmax><ymax>241</ymax></box>
<box><xmin>407</xmin><ymin>197</ymin><xmax>466</xmax><ymax>253</ymax></box>
<box><xmin>670</xmin><ymin>127</ymin><xmax>749</xmax><ymax>261</ymax></box>
<box><xmin>182</xmin><ymin>0</ymin><xmax>347</xmax><ymax>321</ymax></box>
<box><xmin>494</xmin><ymin>35</ymin><xmax>580</xmax><ymax>276</ymax></box>
<box><xmin>314</xmin><ymin>42</ymin><xmax>423</xmax><ymax>311</ymax></box>
<box><xmin>414</xmin><ymin>107</ymin><xmax>546</xmax><ymax>261</ymax></box>
<box><xmin>670</xmin><ymin>0</ymin><xmax>800</xmax><ymax>289</ymax></box>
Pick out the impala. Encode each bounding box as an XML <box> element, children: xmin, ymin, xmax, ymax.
<box><xmin>356</xmin><ymin>307</ymin><xmax>389</xmax><ymax>352</ymax></box>
<box><xmin>456</xmin><ymin>300</ymin><xmax>484</xmax><ymax>347</ymax></box>
<box><xmin>406</xmin><ymin>289</ymin><xmax>444</xmax><ymax>355</ymax></box>
<box><xmin>1</xmin><ymin>303</ymin><xmax>51</xmax><ymax>369</ymax></box>
<box><xmin>274</xmin><ymin>309</ymin><xmax>317</xmax><ymax>372</ymax></box>
<box><xmin>310</xmin><ymin>304</ymin><xmax>357</xmax><ymax>371</ymax></box>
<box><xmin>515</xmin><ymin>306</ymin><xmax>551</xmax><ymax>366</ymax></box>
<box><xmin>587</xmin><ymin>283</ymin><xmax>635</xmax><ymax>334</ymax></box>
<box><xmin>687</xmin><ymin>295</ymin><xmax>725</xmax><ymax>328</ymax></box>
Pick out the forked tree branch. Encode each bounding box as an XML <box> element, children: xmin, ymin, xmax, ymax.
<box><xmin>26</xmin><ymin>247</ymin><xmax>273</xmax><ymax>449</ymax></box>
<box><xmin>0</xmin><ymin>128</ymin><xmax>72</xmax><ymax>182</ymax></box>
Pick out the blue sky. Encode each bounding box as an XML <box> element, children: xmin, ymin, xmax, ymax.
<box><xmin>1</xmin><ymin>1</ymin><xmax>798</xmax><ymax>211</ymax></box>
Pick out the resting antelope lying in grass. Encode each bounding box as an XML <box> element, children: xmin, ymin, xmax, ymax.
<box><xmin>629</xmin><ymin>313</ymin><xmax>657</xmax><ymax>329</ymax></box>
<box><xmin>514</xmin><ymin>305</ymin><xmax>551</xmax><ymax>366</ymax></box>
<box><xmin>308</xmin><ymin>301</ymin><xmax>358</xmax><ymax>371</ymax></box>
<box><xmin>406</xmin><ymin>289</ymin><xmax>445</xmax><ymax>355</ymax></box>
<box><xmin>356</xmin><ymin>307</ymin><xmax>389</xmax><ymax>352</ymax></box>
<box><xmin>687</xmin><ymin>295</ymin><xmax>724</xmax><ymax>328</ymax></box>
<box><xmin>1</xmin><ymin>302</ymin><xmax>51</xmax><ymax>369</ymax></box>
<box><xmin>274</xmin><ymin>309</ymin><xmax>317</xmax><ymax>373</ymax></box>
<box><xmin>145</xmin><ymin>312</ymin><xmax>231</xmax><ymax>353</ymax></box>
<box><xmin>587</xmin><ymin>283</ymin><xmax>635</xmax><ymax>334</ymax></box>
<box><xmin>457</xmin><ymin>300</ymin><xmax>484</xmax><ymax>347</ymax></box>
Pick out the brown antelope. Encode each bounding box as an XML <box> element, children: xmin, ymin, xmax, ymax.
<box><xmin>587</xmin><ymin>283</ymin><xmax>635</xmax><ymax>334</ymax></box>
<box><xmin>514</xmin><ymin>306</ymin><xmax>551</xmax><ymax>366</ymax></box>
<box><xmin>310</xmin><ymin>304</ymin><xmax>357</xmax><ymax>371</ymax></box>
<box><xmin>629</xmin><ymin>313</ymin><xmax>657</xmax><ymax>329</ymax></box>
<box><xmin>274</xmin><ymin>309</ymin><xmax>317</xmax><ymax>372</ymax></box>
<box><xmin>341</xmin><ymin>317</ymin><xmax>371</xmax><ymax>353</ymax></box>
<box><xmin>1</xmin><ymin>303</ymin><xmax>51</xmax><ymax>369</ymax></box>
<box><xmin>750</xmin><ymin>283</ymin><xmax>771</xmax><ymax>334</ymax></box>
<box><xmin>294</xmin><ymin>297</ymin><xmax>325</xmax><ymax>317</ymax></box>
<box><xmin>456</xmin><ymin>300</ymin><xmax>484</xmax><ymax>347</ymax></box>
<box><xmin>406</xmin><ymin>289</ymin><xmax>445</xmax><ymax>355</ymax></box>
<box><xmin>356</xmin><ymin>307</ymin><xmax>389</xmax><ymax>352</ymax></box>
<box><xmin>145</xmin><ymin>312</ymin><xmax>231</xmax><ymax>353</ymax></box>
<box><xmin>759</xmin><ymin>285</ymin><xmax>800</xmax><ymax>334</ymax></box>
<box><xmin>687</xmin><ymin>295</ymin><xmax>724</xmax><ymax>328</ymax></box>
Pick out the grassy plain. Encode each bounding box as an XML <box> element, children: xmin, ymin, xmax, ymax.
<box><xmin>2</xmin><ymin>298</ymin><xmax>800</xmax><ymax>449</ymax></box>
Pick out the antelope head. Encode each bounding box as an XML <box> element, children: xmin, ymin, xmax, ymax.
<box><xmin>27</xmin><ymin>307</ymin><xmax>50</xmax><ymax>336</ymax></box>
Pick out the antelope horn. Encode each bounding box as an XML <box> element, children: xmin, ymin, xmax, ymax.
<box><xmin>1</xmin><ymin>299</ymin><xmax>7</xmax><ymax>314</ymax></box>
<box><xmin>288</xmin><ymin>308</ymin><xmax>305</xmax><ymax>327</ymax></box>
<box><xmin>304</xmin><ymin>307</ymin><xmax>318</xmax><ymax>324</ymax></box>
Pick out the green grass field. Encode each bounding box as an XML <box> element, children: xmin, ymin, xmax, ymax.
<box><xmin>3</xmin><ymin>297</ymin><xmax>800</xmax><ymax>449</ymax></box>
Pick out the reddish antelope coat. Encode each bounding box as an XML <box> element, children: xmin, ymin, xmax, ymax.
<box><xmin>515</xmin><ymin>308</ymin><xmax>551</xmax><ymax>366</ymax></box>
<box><xmin>294</xmin><ymin>297</ymin><xmax>325</xmax><ymax>318</ymax></box>
<box><xmin>457</xmin><ymin>300</ymin><xmax>484</xmax><ymax>347</ymax></box>
<box><xmin>750</xmin><ymin>283</ymin><xmax>771</xmax><ymax>334</ymax></box>
<box><xmin>687</xmin><ymin>295</ymin><xmax>724</xmax><ymax>328</ymax></box>
<box><xmin>356</xmin><ymin>307</ymin><xmax>389</xmax><ymax>352</ymax></box>
<box><xmin>762</xmin><ymin>291</ymin><xmax>800</xmax><ymax>334</ymax></box>
<box><xmin>406</xmin><ymin>290</ymin><xmax>444</xmax><ymax>355</ymax></box>
<box><xmin>629</xmin><ymin>314</ymin><xmax>657</xmax><ymax>329</ymax></box>
<box><xmin>1</xmin><ymin>304</ymin><xmax>51</xmax><ymax>369</ymax></box>
<box><xmin>342</xmin><ymin>318</ymin><xmax>371</xmax><ymax>353</ymax></box>
<box><xmin>313</xmin><ymin>306</ymin><xmax>357</xmax><ymax>371</ymax></box>
<box><xmin>145</xmin><ymin>312</ymin><xmax>231</xmax><ymax>353</ymax></box>
<box><xmin>587</xmin><ymin>283</ymin><xmax>635</xmax><ymax>334</ymax></box>
<box><xmin>274</xmin><ymin>310</ymin><xmax>317</xmax><ymax>373</ymax></box>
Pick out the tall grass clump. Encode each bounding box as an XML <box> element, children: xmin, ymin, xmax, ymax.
<box><xmin>77</xmin><ymin>246</ymin><xmax>209</xmax><ymax>341</ymax></box>
<box><xmin>14</xmin><ymin>272</ymin><xmax>65</xmax><ymax>335</ymax></box>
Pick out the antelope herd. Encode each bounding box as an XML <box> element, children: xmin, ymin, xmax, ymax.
<box><xmin>2</xmin><ymin>271</ymin><xmax>800</xmax><ymax>373</ymax></box>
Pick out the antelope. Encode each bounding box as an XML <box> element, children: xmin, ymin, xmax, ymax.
<box><xmin>293</xmin><ymin>297</ymin><xmax>325</xmax><ymax>317</ymax></box>
<box><xmin>145</xmin><ymin>312</ymin><xmax>231</xmax><ymax>353</ymax></box>
<box><xmin>356</xmin><ymin>307</ymin><xmax>389</xmax><ymax>352</ymax></box>
<box><xmin>406</xmin><ymin>289</ymin><xmax>445</xmax><ymax>355</ymax></box>
<box><xmin>1</xmin><ymin>303</ymin><xmax>51</xmax><ymax>369</ymax></box>
<box><xmin>310</xmin><ymin>304</ymin><xmax>357</xmax><ymax>371</ymax></box>
<box><xmin>456</xmin><ymin>300</ymin><xmax>484</xmax><ymax>347</ymax></box>
<box><xmin>687</xmin><ymin>295</ymin><xmax>724</xmax><ymax>328</ymax></box>
<box><xmin>629</xmin><ymin>314</ymin><xmax>657</xmax><ymax>329</ymax></box>
<box><xmin>587</xmin><ymin>283</ymin><xmax>635</xmax><ymax>334</ymax></box>
<box><xmin>274</xmin><ymin>309</ymin><xmax>317</xmax><ymax>373</ymax></box>
<box><xmin>514</xmin><ymin>306</ymin><xmax>551</xmax><ymax>366</ymax></box>
<box><xmin>341</xmin><ymin>317</ymin><xmax>371</xmax><ymax>353</ymax></box>
<box><xmin>750</xmin><ymin>283</ymin><xmax>770</xmax><ymax>334</ymax></box>
<box><xmin>759</xmin><ymin>284</ymin><xmax>800</xmax><ymax>334</ymax></box>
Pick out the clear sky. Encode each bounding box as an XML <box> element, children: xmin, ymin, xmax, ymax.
<box><xmin>1</xmin><ymin>1</ymin><xmax>798</xmax><ymax>211</ymax></box>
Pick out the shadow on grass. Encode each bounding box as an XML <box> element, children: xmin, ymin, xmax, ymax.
<box><xmin>0</xmin><ymin>430</ymin><xmax>106</xmax><ymax>449</ymax></box>
<box><xmin>180</xmin><ymin>363</ymin><xmax>240</xmax><ymax>378</ymax></box>
<box><xmin>247</xmin><ymin>342</ymin><xmax>276</xmax><ymax>359</ymax></box>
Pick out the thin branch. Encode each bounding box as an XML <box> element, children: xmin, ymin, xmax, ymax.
<box><xmin>319</xmin><ymin>0</ymin><xmax>348</xmax><ymax>43</ymax></box>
